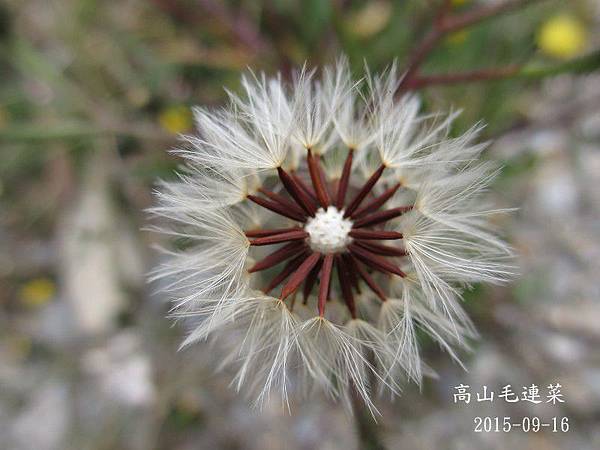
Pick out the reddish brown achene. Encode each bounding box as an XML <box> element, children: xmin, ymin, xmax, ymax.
<box><xmin>245</xmin><ymin>149</ymin><xmax>413</xmax><ymax>319</ymax></box>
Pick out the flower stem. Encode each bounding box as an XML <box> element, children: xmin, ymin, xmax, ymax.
<box><xmin>397</xmin><ymin>0</ymin><xmax>546</xmax><ymax>94</ymax></box>
<box><xmin>518</xmin><ymin>49</ymin><xmax>600</xmax><ymax>79</ymax></box>
<box><xmin>404</xmin><ymin>50</ymin><xmax>600</xmax><ymax>89</ymax></box>
<box><xmin>351</xmin><ymin>388</ymin><xmax>386</xmax><ymax>450</ymax></box>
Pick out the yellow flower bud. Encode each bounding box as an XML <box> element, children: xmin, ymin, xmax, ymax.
<box><xmin>446</xmin><ymin>30</ymin><xmax>469</xmax><ymax>45</ymax></box>
<box><xmin>537</xmin><ymin>14</ymin><xmax>587</xmax><ymax>59</ymax></box>
<box><xmin>19</xmin><ymin>278</ymin><xmax>56</xmax><ymax>307</ymax></box>
<box><xmin>159</xmin><ymin>105</ymin><xmax>193</xmax><ymax>134</ymax></box>
<box><xmin>347</xmin><ymin>1</ymin><xmax>392</xmax><ymax>38</ymax></box>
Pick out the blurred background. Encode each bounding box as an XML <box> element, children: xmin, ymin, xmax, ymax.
<box><xmin>1</xmin><ymin>0</ymin><xmax>599</xmax><ymax>449</ymax></box>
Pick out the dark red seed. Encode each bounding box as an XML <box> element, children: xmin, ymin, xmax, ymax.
<box><xmin>349</xmin><ymin>243</ymin><xmax>406</xmax><ymax>277</ymax></box>
<box><xmin>249</xmin><ymin>230</ymin><xmax>308</xmax><ymax>246</ymax></box>
<box><xmin>353</xmin><ymin>206</ymin><xmax>413</xmax><ymax>228</ymax></box>
<box><xmin>264</xmin><ymin>251</ymin><xmax>310</xmax><ymax>294</ymax></box>
<box><xmin>354</xmin><ymin>240</ymin><xmax>407</xmax><ymax>257</ymax></box>
<box><xmin>248</xmin><ymin>241</ymin><xmax>307</xmax><ymax>273</ymax></box>
<box><xmin>348</xmin><ymin>254</ymin><xmax>387</xmax><ymax>302</ymax></box>
<box><xmin>245</xmin><ymin>227</ymin><xmax>302</xmax><ymax>238</ymax></box>
<box><xmin>336</xmin><ymin>148</ymin><xmax>354</xmax><ymax>209</ymax></box>
<box><xmin>277</xmin><ymin>167</ymin><xmax>317</xmax><ymax>216</ymax></box>
<box><xmin>291</xmin><ymin>172</ymin><xmax>318</xmax><ymax>203</ymax></box>
<box><xmin>307</xmin><ymin>149</ymin><xmax>330</xmax><ymax>208</ymax></box>
<box><xmin>258</xmin><ymin>187</ymin><xmax>307</xmax><ymax>218</ymax></box>
<box><xmin>281</xmin><ymin>252</ymin><xmax>322</xmax><ymax>300</ymax></box>
<box><xmin>349</xmin><ymin>229</ymin><xmax>403</xmax><ymax>240</ymax></box>
<box><xmin>303</xmin><ymin>257</ymin><xmax>323</xmax><ymax>303</ymax></box>
<box><xmin>351</xmin><ymin>183</ymin><xmax>401</xmax><ymax>219</ymax></box>
<box><xmin>247</xmin><ymin>194</ymin><xmax>306</xmax><ymax>222</ymax></box>
<box><xmin>344</xmin><ymin>164</ymin><xmax>386</xmax><ymax>217</ymax></box>
<box><xmin>317</xmin><ymin>254</ymin><xmax>334</xmax><ymax>316</ymax></box>
<box><xmin>336</xmin><ymin>256</ymin><xmax>357</xmax><ymax>318</ymax></box>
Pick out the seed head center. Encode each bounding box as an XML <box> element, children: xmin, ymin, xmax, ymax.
<box><xmin>305</xmin><ymin>206</ymin><xmax>353</xmax><ymax>254</ymax></box>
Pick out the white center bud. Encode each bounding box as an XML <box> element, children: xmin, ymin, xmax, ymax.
<box><xmin>305</xmin><ymin>206</ymin><xmax>353</xmax><ymax>254</ymax></box>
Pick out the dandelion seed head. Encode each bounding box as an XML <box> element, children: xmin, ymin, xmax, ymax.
<box><xmin>150</xmin><ymin>57</ymin><xmax>515</xmax><ymax>412</ymax></box>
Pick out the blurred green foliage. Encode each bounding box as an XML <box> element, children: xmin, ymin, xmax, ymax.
<box><xmin>0</xmin><ymin>0</ymin><xmax>597</xmax><ymax>229</ymax></box>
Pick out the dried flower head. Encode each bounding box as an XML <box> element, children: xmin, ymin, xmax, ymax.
<box><xmin>150</xmin><ymin>59</ymin><xmax>514</xmax><ymax>413</ymax></box>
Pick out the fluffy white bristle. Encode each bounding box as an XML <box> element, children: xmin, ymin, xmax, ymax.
<box><xmin>305</xmin><ymin>207</ymin><xmax>353</xmax><ymax>253</ymax></box>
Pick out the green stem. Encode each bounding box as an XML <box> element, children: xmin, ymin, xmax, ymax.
<box><xmin>0</xmin><ymin>124</ymin><xmax>106</xmax><ymax>141</ymax></box>
<box><xmin>517</xmin><ymin>49</ymin><xmax>600</xmax><ymax>79</ymax></box>
<box><xmin>351</xmin><ymin>389</ymin><xmax>386</xmax><ymax>450</ymax></box>
<box><xmin>407</xmin><ymin>49</ymin><xmax>600</xmax><ymax>89</ymax></box>
<box><xmin>0</xmin><ymin>123</ymin><xmax>171</xmax><ymax>142</ymax></box>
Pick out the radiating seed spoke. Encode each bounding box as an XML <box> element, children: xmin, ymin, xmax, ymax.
<box><xmin>264</xmin><ymin>251</ymin><xmax>310</xmax><ymax>294</ymax></box>
<box><xmin>336</xmin><ymin>256</ymin><xmax>357</xmax><ymax>318</ymax></box>
<box><xmin>317</xmin><ymin>254</ymin><xmax>334</xmax><ymax>316</ymax></box>
<box><xmin>281</xmin><ymin>252</ymin><xmax>322</xmax><ymax>300</ymax></box>
<box><xmin>245</xmin><ymin>227</ymin><xmax>303</xmax><ymax>238</ymax></box>
<box><xmin>349</xmin><ymin>229</ymin><xmax>403</xmax><ymax>240</ymax></box>
<box><xmin>344</xmin><ymin>164</ymin><xmax>386</xmax><ymax>217</ymax></box>
<box><xmin>349</xmin><ymin>243</ymin><xmax>406</xmax><ymax>277</ymax></box>
<box><xmin>307</xmin><ymin>149</ymin><xmax>330</xmax><ymax>207</ymax></box>
<box><xmin>258</xmin><ymin>187</ymin><xmax>308</xmax><ymax>218</ymax></box>
<box><xmin>341</xmin><ymin>253</ymin><xmax>361</xmax><ymax>294</ymax></box>
<box><xmin>353</xmin><ymin>206</ymin><xmax>413</xmax><ymax>228</ymax></box>
<box><xmin>348</xmin><ymin>254</ymin><xmax>387</xmax><ymax>302</ymax></box>
<box><xmin>291</xmin><ymin>172</ymin><xmax>318</xmax><ymax>203</ymax></box>
<box><xmin>249</xmin><ymin>230</ymin><xmax>308</xmax><ymax>246</ymax></box>
<box><xmin>248</xmin><ymin>241</ymin><xmax>307</xmax><ymax>273</ymax></box>
<box><xmin>351</xmin><ymin>183</ymin><xmax>401</xmax><ymax>219</ymax></box>
<box><xmin>247</xmin><ymin>194</ymin><xmax>306</xmax><ymax>222</ymax></box>
<box><xmin>303</xmin><ymin>257</ymin><xmax>323</xmax><ymax>303</ymax></box>
<box><xmin>354</xmin><ymin>240</ymin><xmax>407</xmax><ymax>257</ymax></box>
<box><xmin>336</xmin><ymin>148</ymin><xmax>354</xmax><ymax>209</ymax></box>
<box><xmin>277</xmin><ymin>167</ymin><xmax>317</xmax><ymax>216</ymax></box>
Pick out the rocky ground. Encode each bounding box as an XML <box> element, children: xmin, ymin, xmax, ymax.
<box><xmin>1</xmin><ymin>0</ymin><xmax>599</xmax><ymax>448</ymax></box>
<box><xmin>1</xmin><ymin>73</ymin><xmax>599</xmax><ymax>450</ymax></box>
